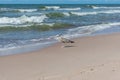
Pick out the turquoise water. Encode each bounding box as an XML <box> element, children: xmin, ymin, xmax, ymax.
<box><xmin>0</xmin><ymin>4</ymin><xmax>120</xmax><ymax>56</ymax></box>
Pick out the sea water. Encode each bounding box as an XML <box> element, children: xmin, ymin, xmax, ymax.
<box><xmin>0</xmin><ymin>4</ymin><xmax>120</xmax><ymax>56</ymax></box>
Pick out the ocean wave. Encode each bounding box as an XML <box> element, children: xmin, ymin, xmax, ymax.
<box><xmin>71</xmin><ymin>10</ymin><xmax>120</xmax><ymax>16</ymax></box>
<box><xmin>0</xmin><ymin>8</ymin><xmax>13</xmax><ymax>12</ymax></box>
<box><xmin>63</xmin><ymin>12</ymin><xmax>70</xmax><ymax>16</ymax></box>
<box><xmin>0</xmin><ymin>8</ymin><xmax>37</xmax><ymax>12</ymax></box>
<box><xmin>71</xmin><ymin>12</ymin><xmax>97</xmax><ymax>16</ymax></box>
<box><xmin>0</xmin><ymin>23</ymin><xmax>73</xmax><ymax>32</ymax></box>
<box><xmin>45</xmin><ymin>12</ymin><xmax>70</xmax><ymax>18</ymax></box>
<box><xmin>59</xmin><ymin>7</ymin><xmax>81</xmax><ymax>11</ymax></box>
<box><xmin>0</xmin><ymin>15</ymin><xmax>47</xmax><ymax>25</ymax></box>
<box><xmin>45</xmin><ymin>6</ymin><xmax>60</xmax><ymax>10</ymax></box>
<box><xmin>64</xmin><ymin>22</ymin><xmax>120</xmax><ymax>38</ymax></box>
<box><xmin>84</xmin><ymin>5</ymin><xmax>120</xmax><ymax>9</ymax></box>
<box><xmin>39</xmin><ymin>6</ymin><xmax>80</xmax><ymax>11</ymax></box>
<box><xmin>92</xmin><ymin>6</ymin><xmax>120</xmax><ymax>9</ymax></box>
<box><xmin>15</xmin><ymin>9</ymin><xmax>37</xmax><ymax>12</ymax></box>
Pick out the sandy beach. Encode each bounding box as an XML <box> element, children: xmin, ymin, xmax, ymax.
<box><xmin>0</xmin><ymin>33</ymin><xmax>120</xmax><ymax>80</ymax></box>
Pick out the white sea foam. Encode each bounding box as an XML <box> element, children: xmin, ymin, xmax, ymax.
<box><xmin>101</xmin><ymin>10</ymin><xmax>120</xmax><ymax>14</ymax></box>
<box><xmin>0</xmin><ymin>15</ymin><xmax>47</xmax><ymax>25</ymax></box>
<box><xmin>71</xmin><ymin>10</ymin><xmax>120</xmax><ymax>16</ymax></box>
<box><xmin>71</xmin><ymin>12</ymin><xmax>97</xmax><ymax>16</ymax></box>
<box><xmin>40</xmin><ymin>23</ymin><xmax>54</xmax><ymax>26</ymax></box>
<box><xmin>0</xmin><ymin>8</ymin><xmax>11</xmax><ymax>12</ymax></box>
<box><xmin>63</xmin><ymin>12</ymin><xmax>70</xmax><ymax>16</ymax></box>
<box><xmin>45</xmin><ymin>6</ymin><xmax>60</xmax><ymax>10</ymax></box>
<box><xmin>93</xmin><ymin>6</ymin><xmax>120</xmax><ymax>9</ymax></box>
<box><xmin>59</xmin><ymin>8</ymin><xmax>81</xmax><ymax>11</ymax></box>
<box><xmin>42</xmin><ymin>7</ymin><xmax>81</xmax><ymax>11</ymax></box>
<box><xmin>0</xmin><ymin>8</ymin><xmax>37</xmax><ymax>12</ymax></box>
<box><xmin>0</xmin><ymin>8</ymin><xmax>9</xmax><ymax>11</ymax></box>
<box><xmin>16</xmin><ymin>9</ymin><xmax>37</xmax><ymax>12</ymax></box>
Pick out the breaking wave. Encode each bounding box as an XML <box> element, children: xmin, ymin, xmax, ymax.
<box><xmin>0</xmin><ymin>8</ymin><xmax>37</xmax><ymax>12</ymax></box>
<box><xmin>16</xmin><ymin>9</ymin><xmax>37</xmax><ymax>12</ymax></box>
<box><xmin>44</xmin><ymin>6</ymin><xmax>60</xmax><ymax>10</ymax></box>
<box><xmin>92</xmin><ymin>6</ymin><xmax>120</xmax><ymax>9</ymax></box>
<box><xmin>71</xmin><ymin>10</ymin><xmax>120</xmax><ymax>16</ymax></box>
<box><xmin>0</xmin><ymin>15</ymin><xmax>47</xmax><ymax>25</ymax></box>
<box><xmin>39</xmin><ymin>6</ymin><xmax>81</xmax><ymax>11</ymax></box>
<box><xmin>45</xmin><ymin>9</ymin><xmax>120</xmax><ymax>18</ymax></box>
<box><xmin>59</xmin><ymin>7</ymin><xmax>81</xmax><ymax>11</ymax></box>
<box><xmin>64</xmin><ymin>22</ymin><xmax>120</xmax><ymax>38</ymax></box>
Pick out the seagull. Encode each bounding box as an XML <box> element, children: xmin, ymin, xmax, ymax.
<box><xmin>56</xmin><ymin>35</ymin><xmax>75</xmax><ymax>47</ymax></box>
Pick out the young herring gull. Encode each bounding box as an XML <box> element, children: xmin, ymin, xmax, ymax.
<box><xmin>56</xmin><ymin>35</ymin><xmax>75</xmax><ymax>48</ymax></box>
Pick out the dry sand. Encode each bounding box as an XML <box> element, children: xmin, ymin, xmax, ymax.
<box><xmin>0</xmin><ymin>33</ymin><xmax>120</xmax><ymax>80</ymax></box>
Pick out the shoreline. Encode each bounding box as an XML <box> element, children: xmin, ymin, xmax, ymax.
<box><xmin>1</xmin><ymin>32</ymin><xmax>118</xmax><ymax>57</ymax></box>
<box><xmin>0</xmin><ymin>41</ymin><xmax>56</xmax><ymax>56</ymax></box>
<box><xmin>0</xmin><ymin>32</ymin><xmax>115</xmax><ymax>57</ymax></box>
<box><xmin>0</xmin><ymin>32</ymin><xmax>120</xmax><ymax>80</ymax></box>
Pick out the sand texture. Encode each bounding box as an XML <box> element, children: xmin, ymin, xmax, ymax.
<box><xmin>0</xmin><ymin>33</ymin><xmax>120</xmax><ymax>80</ymax></box>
